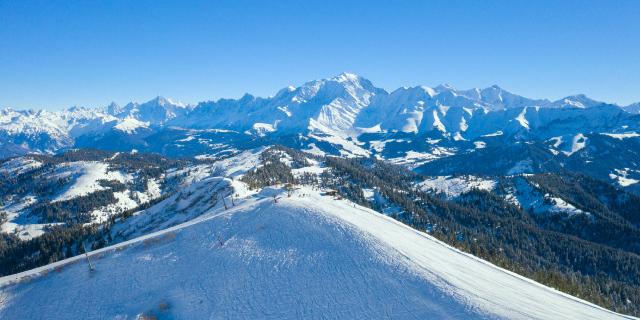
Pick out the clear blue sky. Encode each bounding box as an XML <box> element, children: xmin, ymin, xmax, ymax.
<box><xmin>1</xmin><ymin>0</ymin><xmax>639</xmax><ymax>110</ymax></box>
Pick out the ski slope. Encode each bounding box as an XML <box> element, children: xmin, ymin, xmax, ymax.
<box><xmin>0</xmin><ymin>187</ymin><xmax>633</xmax><ymax>319</ymax></box>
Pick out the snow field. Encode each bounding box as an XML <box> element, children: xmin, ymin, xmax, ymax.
<box><xmin>0</xmin><ymin>186</ymin><xmax>631</xmax><ymax>319</ymax></box>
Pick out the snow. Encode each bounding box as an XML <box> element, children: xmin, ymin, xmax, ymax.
<box><xmin>473</xmin><ymin>141</ymin><xmax>486</xmax><ymax>149</ymax></box>
<box><xmin>113</xmin><ymin>117</ymin><xmax>149</xmax><ymax>133</ymax></box>
<box><xmin>0</xmin><ymin>187</ymin><xmax>628</xmax><ymax>319</ymax></box>
<box><xmin>388</xmin><ymin>149</ymin><xmax>455</xmax><ymax>168</ymax></box>
<box><xmin>419</xmin><ymin>176</ymin><xmax>496</xmax><ymax>198</ymax></box>
<box><xmin>432</xmin><ymin>110</ymin><xmax>446</xmax><ymax>132</ymax></box>
<box><xmin>308</xmin><ymin>133</ymin><xmax>370</xmax><ymax>157</ymax></box>
<box><xmin>0</xmin><ymin>158</ymin><xmax>42</xmax><ymax>176</ymax></box>
<box><xmin>481</xmin><ymin>131</ymin><xmax>503</xmax><ymax>137</ymax></box>
<box><xmin>453</xmin><ymin>132</ymin><xmax>466</xmax><ymax>141</ymax></box>
<box><xmin>291</xmin><ymin>165</ymin><xmax>325</xmax><ymax>178</ymax></box>
<box><xmin>2</xmin><ymin>150</ymin><xmax>265</xmax><ymax>239</ymax></box>
<box><xmin>549</xmin><ymin>136</ymin><xmax>563</xmax><ymax>148</ymax></box>
<box><xmin>90</xmin><ymin>176</ymin><xmax>165</xmax><ymax>223</ymax></box>
<box><xmin>209</xmin><ymin>148</ymin><xmax>264</xmax><ymax>178</ymax></box>
<box><xmin>127</xmin><ymin>178</ymin><xmax>162</xmax><ymax>207</ymax></box>
<box><xmin>109</xmin><ymin>177</ymin><xmax>239</xmax><ymax>240</ymax></box>
<box><xmin>615</xmin><ymin>177</ymin><xmax>639</xmax><ymax>187</ymax></box>
<box><xmin>251</xmin><ymin>122</ymin><xmax>276</xmax><ymax>136</ymax></box>
<box><xmin>549</xmin><ymin>95</ymin><xmax>602</xmax><ymax>109</ymax></box>
<box><xmin>362</xmin><ymin>188</ymin><xmax>375</xmax><ymax>200</ymax></box>
<box><xmin>0</xmin><ymin>196</ymin><xmax>63</xmax><ymax>240</ymax></box>
<box><xmin>609</xmin><ymin>168</ymin><xmax>640</xmax><ymax>187</ymax></box>
<box><xmin>544</xmin><ymin>196</ymin><xmax>587</xmax><ymax>215</ymax></box>
<box><xmin>459</xmin><ymin>116</ymin><xmax>469</xmax><ymax>131</ymax></box>
<box><xmin>1</xmin><ymin>222</ymin><xmax>62</xmax><ymax>240</ymax></box>
<box><xmin>546</xmin><ymin>134</ymin><xmax>587</xmax><ymax>156</ymax></box>
<box><xmin>507</xmin><ymin>177</ymin><xmax>588</xmax><ymax>216</ymax></box>
<box><xmin>0</xmin><ymin>157</ymin><xmax>181</xmax><ymax>238</ymax></box>
<box><xmin>562</xmin><ymin>98</ymin><xmax>585</xmax><ymax>108</ymax></box>
<box><xmin>177</xmin><ymin>135</ymin><xmax>195</xmax><ymax>142</ymax></box>
<box><xmin>507</xmin><ymin>160</ymin><xmax>533</xmax><ymax>175</ymax></box>
<box><xmin>302</xmin><ymin>143</ymin><xmax>326</xmax><ymax>156</ymax></box>
<box><xmin>356</xmin><ymin>123</ymin><xmax>382</xmax><ymax>133</ymax></box>
<box><xmin>562</xmin><ymin>134</ymin><xmax>587</xmax><ymax>156</ymax></box>
<box><xmin>172</xmin><ymin>149</ymin><xmax>262</xmax><ymax>183</ymax></box>
<box><xmin>515</xmin><ymin>107</ymin><xmax>530</xmax><ymax>129</ymax></box>
<box><xmin>367</xmin><ymin>139</ymin><xmax>399</xmax><ymax>152</ymax></box>
<box><xmin>52</xmin><ymin>161</ymin><xmax>131</xmax><ymax>202</ymax></box>
<box><xmin>601</xmin><ymin>132</ymin><xmax>640</xmax><ymax>140</ymax></box>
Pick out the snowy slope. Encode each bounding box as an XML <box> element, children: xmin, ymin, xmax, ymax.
<box><xmin>51</xmin><ymin>161</ymin><xmax>131</xmax><ymax>202</ymax></box>
<box><xmin>418</xmin><ymin>175</ymin><xmax>496</xmax><ymax>198</ymax></box>
<box><xmin>0</xmin><ymin>157</ymin><xmax>43</xmax><ymax>176</ymax></box>
<box><xmin>0</xmin><ymin>186</ymin><xmax>631</xmax><ymax>319</ymax></box>
<box><xmin>0</xmin><ymin>152</ymin><xmax>207</xmax><ymax>239</ymax></box>
<box><xmin>504</xmin><ymin>176</ymin><xmax>589</xmax><ymax>216</ymax></box>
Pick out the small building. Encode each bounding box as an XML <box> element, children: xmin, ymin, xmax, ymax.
<box><xmin>323</xmin><ymin>190</ymin><xmax>338</xmax><ymax>197</ymax></box>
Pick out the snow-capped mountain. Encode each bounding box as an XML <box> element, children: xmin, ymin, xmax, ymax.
<box><xmin>460</xmin><ymin>85</ymin><xmax>550</xmax><ymax>110</ymax></box>
<box><xmin>547</xmin><ymin>94</ymin><xmax>604</xmax><ymax>109</ymax></box>
<box><xmin>0</xmin><ymin>108</ymin><xmax>73</xmax><ymax>155</ymax></box>
<box><xmin>106</xmin><ymin>96</ymin><xmax>190</xmax><ymax>125</ymax></box>
<box><xmin>0</xmin><ymin>97</ymin><xmax>189</xmax><ymax>155</ymax></box>
<box><xmin>169</xmin><ymin>72</ymin><xmax>385</xmax><ymax>136</ymax></box>
<box><xmin>1</xmin><ymin>73</ymin><xmax>639</xmax><ymax>191</ymax></box>
<box><xmin>2</xmin><ymin>73</ymin><xmax>634</xmax><ymax>152</ymax></box>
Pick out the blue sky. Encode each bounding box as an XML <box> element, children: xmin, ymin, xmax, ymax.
<box><xmin>1</xmin><ymin>0</ymin><xmax>639</xmax><ymax>110</ymax></box>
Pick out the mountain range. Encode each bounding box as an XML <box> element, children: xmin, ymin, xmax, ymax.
<box><xmin>2</xmin><ymin>73</ymin><xmax>639</xmax><ymax>192</ymax></box>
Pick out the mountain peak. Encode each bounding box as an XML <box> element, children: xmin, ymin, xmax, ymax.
<box><xmin>145</xmin><ymin>96</ymin><xmax>187</xmax><ymax>108</ymax></box>
<box><xmin>553</xmin><ymin>94</ymin><xmax>601</xmax><ymax>109</ymax></box>
<box><xmin>435</xmin><ymin>83</ymin><xmax>455</xmax><ymax>92</ymax></box>
<box><xmin>239</xmin><ymin>93</ymin><xmax>256</xmax><ymax>102</ymax></box>
<box><xmin>148</xmin><ymin>96</ymin><xmax>169</xmax><ymax>105</ymax></box>
<box><xmin>332</xmin><ymin>72</ymin><xmax>361</xmax><ymax>82</ymax></box>
<box><xmin>105</xmin><ymin>102</ymin><xmax>121</xmax><ymax>114</ymax></box>
<box><xmin>66</xmin><ymin>105</ymin><xmax>85</xmax><ymax>112</ymax></box>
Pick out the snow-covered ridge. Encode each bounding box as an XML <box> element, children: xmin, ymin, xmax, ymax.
<box><xmin>0</xmin><ymin>185</ymin><xmax>631</xmax><ymax>319</ymax></box>
<box><xmin>50</xmin><ymin>161</ymin><xmax>130</xmax><ymax>202</ymax></box>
